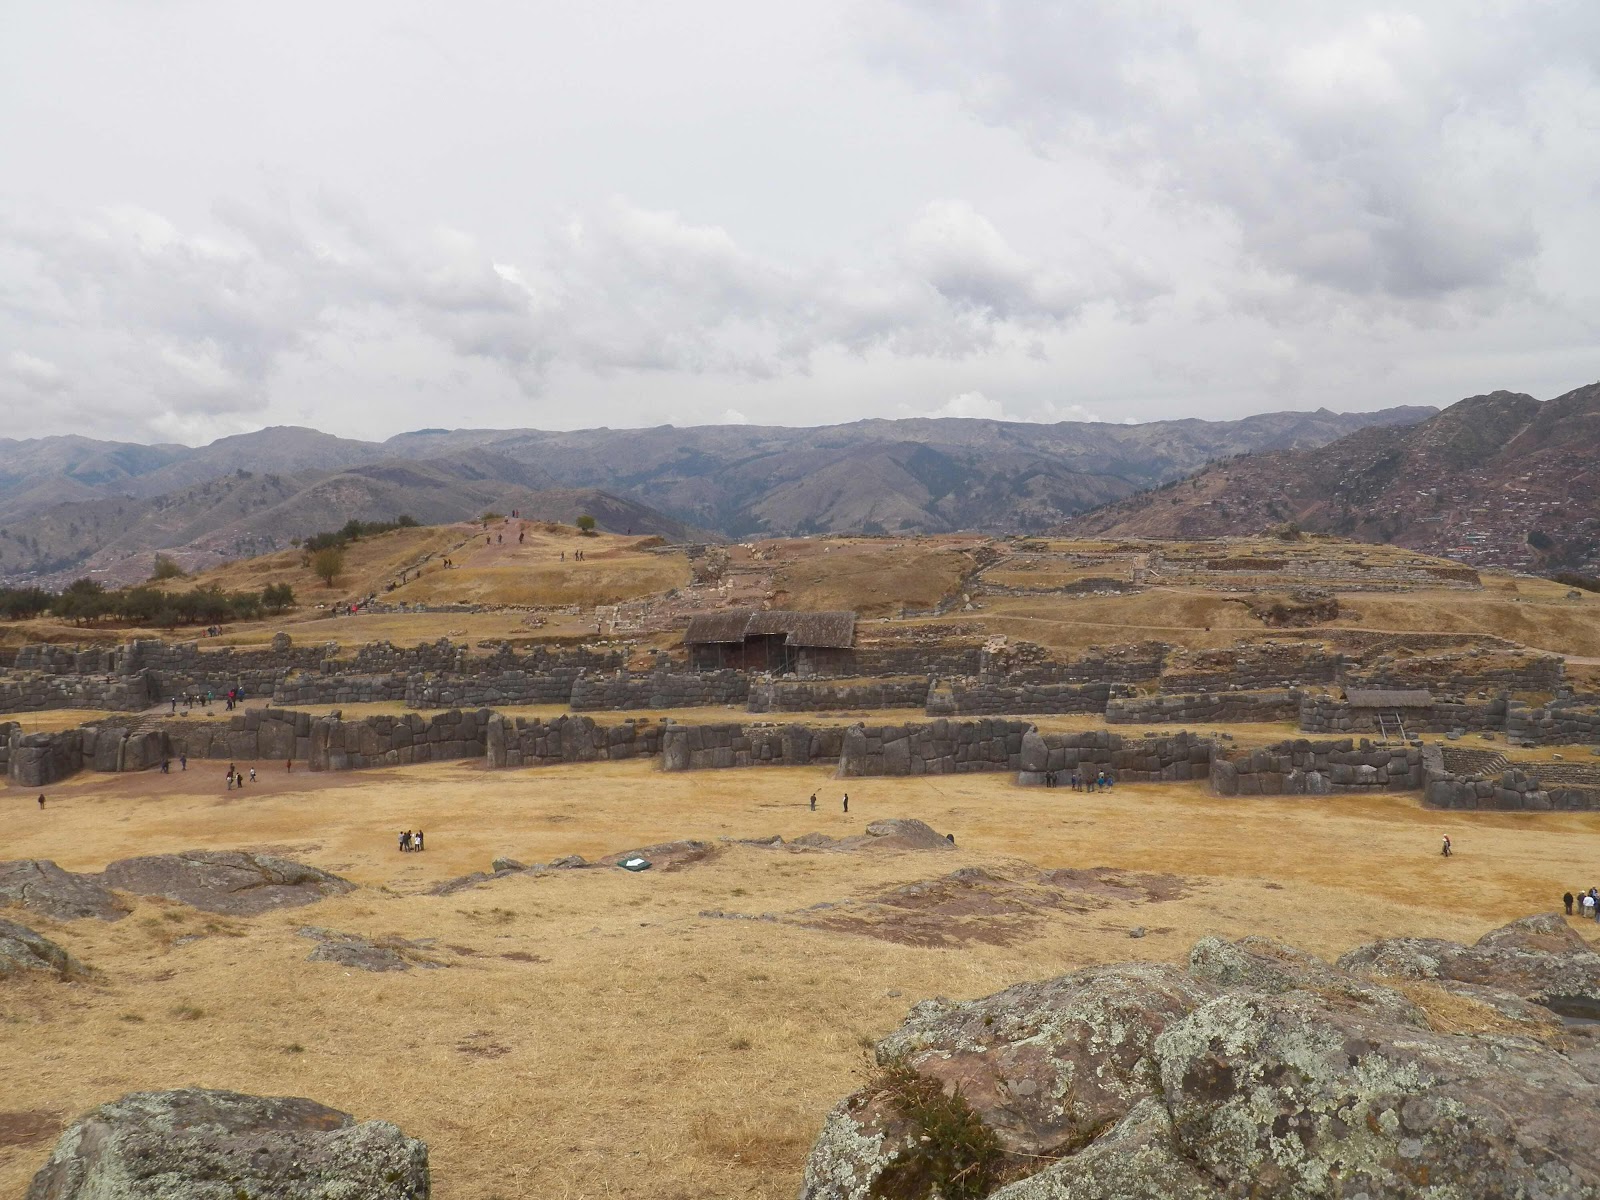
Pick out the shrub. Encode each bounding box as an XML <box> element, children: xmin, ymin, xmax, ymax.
<box><xmin>866</xmin><ymin>1057</ymin><xmax>1005</xmax><ymax>1200</ymax></box>
<box><xmin>149</xmin><ymin>554</ymin><xmax>187</xmax><ymax>581</ymax></box>
<box><xmin>576</xmin><ymin>514</ymin><xmax>597</xmax><ymax>534</ymax></box>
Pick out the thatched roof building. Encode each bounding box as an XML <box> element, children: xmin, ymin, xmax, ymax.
<box><xmin>685</xmin><ymin>609</ymin><xmax>856</xmax><ymax>673</ymax></box>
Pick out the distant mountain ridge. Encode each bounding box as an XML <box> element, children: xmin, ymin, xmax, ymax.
<box><xmin>1062</xmin><ymin>383</ymin><xmax>1600</xmax><ymax>573</ymax></box>
<box><xmin>0</xmin><ymin>404</ymin><xmax>1436</xmax><ymax>586</ymax></box>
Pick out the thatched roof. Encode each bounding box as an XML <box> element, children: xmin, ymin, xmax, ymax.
<box><xmin>683</xmin><ymin>609</ymin><xmax>856</xmax><ymax>649</ymax></box>
<box><xmin>684</xmin><ymin>609</ymin><xmax>758</xmax><ymax>645</ymax></box>
<box><xmin>1345</xmin><ymin>688</ymin><xmax>1434</xmax><ymax>708</ymax></box>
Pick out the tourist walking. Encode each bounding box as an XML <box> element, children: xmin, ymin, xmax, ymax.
<box><xmin>1441</xmin><ymin>835</ymin><xmax>1452</xmax><ymax>857</ymax></box>
<box><xmin>249</xmin><ymin>768</ymin><xmax>256</xmax><ymax>783</ymax></box>
<box><xmin>37</xmin><ymin>794</ymin><xmax>45</xmax><ymax>810</ymax></box>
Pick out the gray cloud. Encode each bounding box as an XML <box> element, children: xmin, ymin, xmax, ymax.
<box><xmin>0</xmin><ymin>192</ymin><xmax>1153</xmax><ymax>439</ymax></box>
<box><xmin>1</xmin><ymin>1</ymin><xmax>1598</xmax><ymax>442</ymax></box>
<box><xmin>870</xmin><ymin>2</ymin><xmax>1599</xmax><ymax>304</ymax></box>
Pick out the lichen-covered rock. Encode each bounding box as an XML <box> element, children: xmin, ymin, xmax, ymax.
<box><xmin>800</xmin><ymin>916</ymin><xmax>1600</xmax><ymax>1199</ymax></box>
<box><xmin>1157</xmin><ymin>989</ymin><xmax>1600</xmax><ymax>1196</ymax></box>
<box><xmin>299</xmin><ymin>927</ymin><xmax>440</xmax><ymax>972</ymax></box>
<box><xmin>100</xmin><ymin>851</ymin><xmax>355</xmax><ymax>915</ymax></box>
<box><xmin>0</xmin><ymin>918</ymin><xmax>90</xmax><ymax>981</ymax></box>
<box><xmin>802</xmin><ymin>963</ymin><xmax>1214</xmax><ymax>1198</ymax></box>
<box><xmin>0</xmin><ymin>860</ymin><xmax>128</xmax><ymax>922</ymax></box>
<box><xmin>1188</xmin><ymin>934</ymin><xmax>1425</xmax><ymax>1026</ymax></box>
<box><xmin>1339</xmin><ymin>912</ymin><xmax>1600</xmax><ymax>1019</ymax></box>
<box><xmin>26</xmin><ymin>1088</ymin><xmax>429</xmax><ymax>1199</ymax></box>
<box><xmin>986</xmin><ymin>1100</ymin><xmax>1222</xmax><ymax>1200</ymax></box>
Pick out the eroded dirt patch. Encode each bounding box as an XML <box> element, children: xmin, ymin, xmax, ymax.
<box><xmin>0</xmin><ymin>1110</ymin><xmax>61</xmax><ymax>1149</ymax></box>
<box><xmin>705</xmin><ymin>864</ymin><xmax>1194</xmax><ymax>949</ymax></box>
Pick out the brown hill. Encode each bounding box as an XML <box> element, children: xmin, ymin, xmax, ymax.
<box><xmin>0</xmin><ymin>451</ymin><xmax>712</xmax><ymax>589</ymax></box>
<box><xmin>1064</xmin><ymin>384</ymin><xmax>1600</xmax><ymax>572</ymax></box>
<box><xmin>0</xmin><ymin>407</ymin><xmax>1435</xmax><ymax>578</ymax></box>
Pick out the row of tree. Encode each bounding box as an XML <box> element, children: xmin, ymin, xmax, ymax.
<box><xmin>0</xmin><ymin>579</ymin><xmax>296</xmax><ymax>626</ymax></box>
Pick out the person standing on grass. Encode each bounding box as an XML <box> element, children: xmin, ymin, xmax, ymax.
<box><xmin>1586</xmin><ymin>893</ymin><xmax>1597</xmax><ymax>920</ymax></box>
<box><xmin>37</xmin><ymin>794</ymin><xmax>45</xmax><ymax>810</ymax></box>
<box><xmin>1567</xmin><ymin>891</ymin><xmax>1576</xmax><ymax>916</ymax></box>
<box><xmin>415</xmin><ymin>830</ymin><xmax>424</xmax><ymax>852</ymax></box>
<box><xmin>809</xmin><ymin>793</ymin><xmax>816</xmax><ymax>811</ymax></box>
<box><xmin>1441</xmin><ymin>835</ymin><xmax>1451</xmax><ymax>857</ymax></box>
<box><xmin>842</xmin><ymin>794</ymin><xmax>849</xmax><ymax>814</ymax></box>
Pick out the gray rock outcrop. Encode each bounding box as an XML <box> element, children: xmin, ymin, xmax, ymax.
<box><xmin>26</xmin><ymin>1088</ymin><xmax>429</xmax><ymax>1199</ymax></box>
<box><xmin>100</xmin><ymin>852</ymin><xmax>355</xmax><ymax>915</ymax></box>
<box><xmin>0</xmin><ymin>860</ymin><xmax>129</xmax><ymax>922</ymax></box>
<box><xmin>800</xmin><ymin>916</ymin><xmax>1600</xmax><ymax>1199</ymax></box>
<box><xmin>0</xmin><ymin>918</ymin><xmax>89</xmax><ymax>981</ymax></box>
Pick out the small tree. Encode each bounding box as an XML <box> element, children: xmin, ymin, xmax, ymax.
<box><xmin>311</xmin><ymin>546</ymin><xmax>345</xmax><ymax>588</ymax></box>
<box><xmin>262</xmin><ymin>582</ymin><xmax>297</xmax><ymax>612</ymax></box>
<box><xmin>575</xmin><ymin>514</ymin><xmax>597</xmax><ymax>535</ymax></box>
<box><xmin>149</xmin><ymin>554</ymin><xmax>186</xmax><ymax>581</ymax></box>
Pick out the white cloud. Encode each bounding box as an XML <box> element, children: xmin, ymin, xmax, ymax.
<box><xmin>6</xmin><ymin>350</ymin><xmax>64</xmax><ymax>392</ymax></box>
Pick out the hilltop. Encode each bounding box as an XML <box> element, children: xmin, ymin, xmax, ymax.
<box><xmin>1065</xmin><ymin>383</ymin><xmax>1600</xmax><ymax>573</ymax></box>
<box><xmin>0</xmin><ymin>405</ymin><xmax>1432</xmax><ymax>585</ymax></box>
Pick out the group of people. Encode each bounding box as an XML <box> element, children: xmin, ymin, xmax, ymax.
<box><xmin>808</xmin><ymin>792</ymin><xmax>850</xmax><ymax>812</ymax></box>
<box><xmin>1565</xmin><ymin>889</ymin><xmax>1600</xmax><ymax>919</ymax></box>
<box><xmin>158</xmin><ymin>755</ymin><xmax>187</xmax><ymax>773</ymax></box>
<box><xmin>169</xmin><ymin>691</ymin><xmax>214</xmax><ymax>713</ymax></box>
<box><xmin>1041</xmin><ymin>770</ymin><xmax>1115</xmax><ymax>791</ymax></box>
<box><xmin>224</xmin><ymin>763</ymin><xmax>255</xmax><ymax>789</ymax></box>
<box><xmin>398</xmin><ymin>829</ymin><xmax>425</xmax><ymax>852</ymax></box>
<box><xmin>561</xmin><ymin>549</ymin><xmax>588</xmax><ymax>562</ymax></box>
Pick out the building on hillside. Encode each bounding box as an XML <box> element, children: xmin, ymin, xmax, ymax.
<box><xmin>683</xmin><ymin>609</ymin><xmax>856</xmax><ymax>675</ymax></box>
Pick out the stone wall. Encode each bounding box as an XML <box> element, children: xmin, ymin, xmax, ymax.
<box><xmin>1210</xmin><ymin>738</ymin><xmax>1425</xmax><ymax>795</ymax></box>
<box><xmin>1016</xmin><ymin>728</ymin><xmax>1212</xmax><ymax>785</ymax></box>
<box><xmin>1505</xmin><ymin>702</ymin><xmax>1600</xmax><ymax>746</ymax></box>
<box><xmin>488</xmin><ymin>713</ymin><xmax>665</xmax><ymax>768</ymax></box>
<box><xmin>1106</xmin><ymin>689</ymin><xmax>1302</xmax><ymax>726</ymax></box>
<box><xmin>6</xmin><ymin>727</ymin><xmax>84</xmax><ymax>787</ymax></box>
<box><xmin>1298</xmin><ymin>695</ymin><xmax>1507</xmax><ymax>737</ymax></box>
<box><xmin>1160</xmin><ymin>646</ymin><xmax>1342</xmax><ymax>692</ymax></box>
<box><xmin>271</xmin><ymin>673</ymin><xmax>412</xmax><ymax>707</ymax></box>
<box><xmin>1345</xmin><ymin>653</ymin><xmax>1564</xmax><ymax>696</ymax></box>
<box><xmin>570</xmin><ymin>670</ymin><xmax>748</xmax><ymax>711</ymax></box>
<box><xmin>983</xmin><ymin>644</ymin><xmax>1167</xmax><ymax>686</ymax></box>
<box><xmin>0</xmin><ymin>670</ymin><xmax>153</xmax><ymax>713</ymax></box>
<box><xmin>851</xmin><ymin>645</ymin><xmax>983</xmax><ymax>678</ymax></box>
<box><xmin>746</xmin><ymin>679</ymin><xmax>930</xmax><ymax>713</ymax></box>
<box><xmin>661</xmin><ymin>722</ymin><xmax>846</xmax><ymax>770</ymax></box>
<box><xmin>945</xmin><ymin>679</ymin><xmax>1126</xmax><ymax>716</ymax></box>
<box><xmin>836</xmin><ymin>719</ymin><xmax>1030</xmax><ymax>777</ymax></box>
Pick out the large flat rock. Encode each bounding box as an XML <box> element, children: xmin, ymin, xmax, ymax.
<box><xmin>0</xmin><ymin>860</ymin><xmax>128</xmax><ymax>923</ymax></box>
<box><xmin>99</xmin><ymin>852</ymin><xmax>355</xmax><ymax>915</ymax></box>
<box><xmin>26</xmin><ymin>1088</ymin><xmax>429</xmax><ymax>1199</ymax></box>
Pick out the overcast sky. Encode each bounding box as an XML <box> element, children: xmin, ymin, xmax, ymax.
<box><xmin>3</xmin><ymin>1</ymin><xmax>1598</xmax><ymax>445</ymax></box>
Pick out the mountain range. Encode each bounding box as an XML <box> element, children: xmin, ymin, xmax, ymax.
<box><xmin>0</xmin><ymin>405</ymin><xmax>1436</xmax><ymax>587</ymax></box>
<box><xmin>1064</xmin><ymin>383</ymin><xmax>1600</xmax><ymax>573</ymax></box>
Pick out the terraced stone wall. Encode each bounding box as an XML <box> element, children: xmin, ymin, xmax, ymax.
<box><xmin>746</xmin><ymin>679</ymin><xmax>929</xmax><ymax>713</ymax></box>
<box><xmin>1016</xmin><ymin>728</ymin><xmax>1212</xmax><ymax>785</ymax></box>
<box><xmin>570</xmin><ymin>669</ymin><xmax>749</xmax><ymax>711</ymax></box>
<box><xmin>1211</xmin><ymin>739</ymin><xmax>1425</xmax><ymax>795</ymax></box>
<box><xmin>945</xmin><ymin>679</ymin><xmax>1126</xmax><ymax>716</ymax></box>
<box><xmin>1107</xmin><ymin>689</ymin><xmax>1302</xmax><ymax>725</ymax></box>
<box><xmin>835</xmin><ymin>718</ymin><xmax>1031</xmax><ymax>777</ymax></box>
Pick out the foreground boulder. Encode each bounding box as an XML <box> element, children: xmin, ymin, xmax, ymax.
<box><xmin>0</xmin><ymin>918</ymin><xmax>90</xmax><ymax>981</ymax></box>
<box><xmin>0</xmin><ymin>860</ymin><xmax>128</xmax><ymax>922</ymax></box>
<box><xmin>27</xmin><ymin>1089</ymin><xmax>428</xmax><ymax>1199</ymax></box>
<box><xmin>100</xmin><ymin>851</ymin><xmax>355</xmax><ymax>915</ymax></box>
<box><xmin>801</xmin><ymin>914</ymin><xmax>1600</xmax><ymax>1199</ymax></box>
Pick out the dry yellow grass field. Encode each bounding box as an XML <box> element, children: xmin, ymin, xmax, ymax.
<box><xmin>6</xmin><ymin>759</ymin><xmax>1600</xmax><ymax>1198</ymax></box>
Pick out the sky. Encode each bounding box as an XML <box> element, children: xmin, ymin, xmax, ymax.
<box><xmin>2</xmin><ymin>1</ymin><xmax>1598</xmax><ymax>446</ymax></box>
